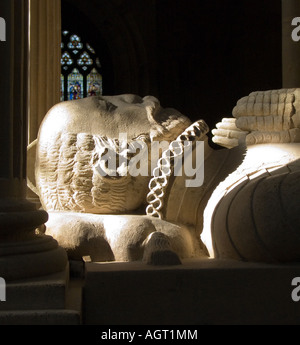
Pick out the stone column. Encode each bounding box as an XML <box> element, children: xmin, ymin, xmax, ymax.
<box><xmin>0</xmin><ymin>0</ymin><xmax>67</xmax><ymax>281</ymax></box>
<box><xmin>28</xmin><ymin>0</ymin><xmax>61</xmax><ymax>144</ymax></box>
<box><xmin>282</xmin><ymin>0</ymin><xmax>300</xmax><ymax>88</ymax></box>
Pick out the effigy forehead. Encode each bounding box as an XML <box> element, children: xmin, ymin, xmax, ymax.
<box><xmin>39</xmin><ymin>94</ymin><xmax>189</xmax><ymax>141</ymax></box>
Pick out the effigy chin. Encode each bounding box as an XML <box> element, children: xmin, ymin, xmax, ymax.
<box><xmin>29</xmin><ymin>90</ymin><xmax>300</xmax><ymax>265</ymax></box>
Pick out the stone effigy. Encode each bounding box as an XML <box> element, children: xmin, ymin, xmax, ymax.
<box><xmin>32</xmin><ymin>94</ymin><xmax>209</xmax><ymax>264</ymax></box>
<box><xmin>31</xmin><ymin>89</ymin><xmax>300</xmax><ymax>266</ymax></box>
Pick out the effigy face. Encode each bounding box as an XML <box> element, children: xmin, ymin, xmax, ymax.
<box><xmin>35</xmin><ymin>94</ymin><xmax>191</xmax><ymax>214</ymax></box>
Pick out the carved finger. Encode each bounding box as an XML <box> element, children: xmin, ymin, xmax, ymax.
<box><xmin>212</xmin><ymin>128</ymin><xmax>247</xmax><ymax>140</ymax></box>
<box><xmin>212</xmin><ymin>135</ymin><xmax>239</xmax><ymax>149</ymax></box>
<box><xmin>236</xmin><ymin>115</ymin><xmax>291</xmax><ymax>132</ymax></box>
<box><xmin>211</xmin><ymin>118</ymin><xmax>248</xmax><ymax>148</ymax></box>
<box><xmin>246</xmin><ymin>128</ymin><xmax>300</xmax><ymax>145</ymax></box>
<box><xmin>233</xmin><ymin>89</ymin><xmax>296</xmax><ymax>118</ymax></box>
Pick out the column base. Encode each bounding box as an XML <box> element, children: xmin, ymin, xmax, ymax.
<box><xmin>0</xmin><ymin>266</ymin><xmax>81</xmax><ymax>325</ymax></box>
<box><xmin>0</xmin><ymin>235</ymin><xmax>68</xmax><ymax>281</ymax></box>
<box><xmin>0</xmin><ymin>198</ymin><xmax>68</xmax><ymax>281</ymax></box>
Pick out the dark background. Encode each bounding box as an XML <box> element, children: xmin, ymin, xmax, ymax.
<box><xmin>62</xmin><ymin>0</ymin><xmax>282</xmax><ymax>134</ymax></box>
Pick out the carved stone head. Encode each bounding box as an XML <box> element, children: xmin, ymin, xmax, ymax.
<box><xmin>35</xmin><ymin>95</ymin><xmax>191</xmax><ymax>214</ymax></box>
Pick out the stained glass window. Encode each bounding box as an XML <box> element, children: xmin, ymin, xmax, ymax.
<box><xmin>68</xmin><ymin>68</ymin><xmax>84</xmax><ymax>100</ymax></box>
<box><xmin>87</xmin><ymin>68</ymin><xmax>103</xmax><ymax>97</ymax></box>
<box><xmin>68</xmin><ymin>34</ymin><xmax>83</xmax><ymax>50</ymax></box>
<box><xmin>60</xmin><ymin>31</ymin><xmax>103</xmax><ymax>101</ymax></box>
<box><xmin>60</xmin><ymin>74</ymin><xmax>64</xmax><ymax>102</ymax></box>
<box><xmin>77</xmin><ymin>51</ymin><xmax>93</xmax><ymax>69</ymax></box>
<box><xmin>86</xmin><ymin>43</ymin><xmax>95</xmax><ymax>54</ymax></box>
<box><xmin>61</xmin><ymin>51</ymin><xmax>73</xmax><ymax>69</ymax></box>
